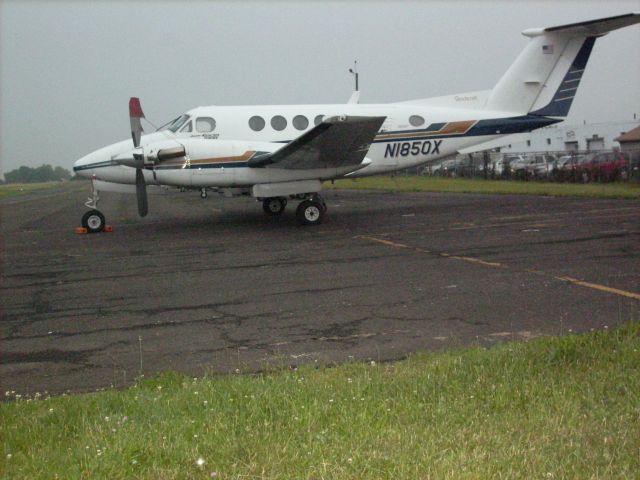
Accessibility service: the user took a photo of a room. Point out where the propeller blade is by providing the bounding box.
[136,169,148,217]
[129,97,145,148]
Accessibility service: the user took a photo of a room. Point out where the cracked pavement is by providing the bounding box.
[1,182,639,395]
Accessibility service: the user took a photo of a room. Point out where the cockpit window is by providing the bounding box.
[180,121,192,133]
[165,114,190,133]
[196,117,216,133]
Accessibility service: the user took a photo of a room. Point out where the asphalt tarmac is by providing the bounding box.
[1,182,639,395]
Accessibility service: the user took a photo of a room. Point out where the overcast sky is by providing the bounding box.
[1,0,639,173]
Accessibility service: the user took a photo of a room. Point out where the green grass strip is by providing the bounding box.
[2,323,639,479]
[327,176,640,199]
[0,182,69,199]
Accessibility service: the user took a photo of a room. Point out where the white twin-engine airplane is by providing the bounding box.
[74,13,639,231]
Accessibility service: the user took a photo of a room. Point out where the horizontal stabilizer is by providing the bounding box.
[540,12,640,36]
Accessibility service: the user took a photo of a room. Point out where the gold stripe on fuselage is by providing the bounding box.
[375,120,477,141]
[157,150,257,167]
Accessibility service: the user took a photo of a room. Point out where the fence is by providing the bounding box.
[413,149,640,183]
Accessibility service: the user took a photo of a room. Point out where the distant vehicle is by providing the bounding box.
[492,158,506,177]
[580,151,630,182]
[509,153,557,180]
[553,154,586,181]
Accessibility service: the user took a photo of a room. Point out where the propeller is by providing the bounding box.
[129,97,148,217]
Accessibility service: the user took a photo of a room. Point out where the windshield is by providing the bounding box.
[158,114,191,133]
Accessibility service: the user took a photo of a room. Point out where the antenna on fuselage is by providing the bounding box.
[347,60,360,104]
[348,60,359,91]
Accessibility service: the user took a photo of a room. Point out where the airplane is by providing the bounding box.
[73,12,640,231]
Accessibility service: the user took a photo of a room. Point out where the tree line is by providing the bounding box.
[2,164,72,184]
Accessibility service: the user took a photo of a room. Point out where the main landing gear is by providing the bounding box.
[262,197,288,216]
[262,193,327,226]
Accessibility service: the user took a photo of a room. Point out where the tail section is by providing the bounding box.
[485,13,640,117]
[528,37,595,116]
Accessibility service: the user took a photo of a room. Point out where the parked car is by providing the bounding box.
[509,153,557,180]
[553,154,586,181]
[588,151,629,182]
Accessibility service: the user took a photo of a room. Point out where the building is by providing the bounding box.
[463,120,640,154]
[615,125,640,152]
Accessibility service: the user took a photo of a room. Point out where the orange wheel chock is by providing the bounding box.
[104,225,114,232]
[75,227,88,235]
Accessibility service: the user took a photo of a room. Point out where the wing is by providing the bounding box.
[248,115,385,170]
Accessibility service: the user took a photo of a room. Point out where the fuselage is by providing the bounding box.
[73,101,558,187]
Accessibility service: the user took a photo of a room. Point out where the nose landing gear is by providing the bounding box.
[77,177,110,234]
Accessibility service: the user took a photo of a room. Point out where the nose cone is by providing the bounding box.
[74,139,135,178]
[73,152,99,178]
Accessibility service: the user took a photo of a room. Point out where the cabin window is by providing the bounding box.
[409,115,425,127]
[314,114,325,126]
[180,121,192,133]
[249,116,265,131]
[293,115,309,130]
[196,117,216,133]
[271,115,287,131]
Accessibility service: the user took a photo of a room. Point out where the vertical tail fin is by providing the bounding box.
[484,13,640,117]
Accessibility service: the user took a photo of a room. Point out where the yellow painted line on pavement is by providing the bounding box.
[448,255,502,268]
[359,235,639,301]
[358,236,413,249]
[555,276,640,301]
[358,235,500,267]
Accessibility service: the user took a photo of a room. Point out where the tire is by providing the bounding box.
[296,200,325,226]
[81,209,105,233]
[262,197,287,216]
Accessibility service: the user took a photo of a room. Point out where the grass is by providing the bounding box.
[0,182,68,199]
[2,323,639,479]
[327,176,640,199]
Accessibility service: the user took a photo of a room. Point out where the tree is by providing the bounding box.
[3,164,72,183]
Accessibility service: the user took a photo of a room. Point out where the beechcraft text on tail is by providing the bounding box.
[73,12,640,231]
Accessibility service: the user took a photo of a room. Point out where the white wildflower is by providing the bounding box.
[196,457,205,467]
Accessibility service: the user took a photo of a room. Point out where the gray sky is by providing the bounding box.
[1,0,639,173]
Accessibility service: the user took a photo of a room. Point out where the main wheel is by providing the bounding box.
[262,197,287,216]
[81,209,106,233]
[296,200,325,226]
[309,194,327,213]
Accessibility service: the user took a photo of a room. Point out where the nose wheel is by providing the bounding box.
[81,209,106,233]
